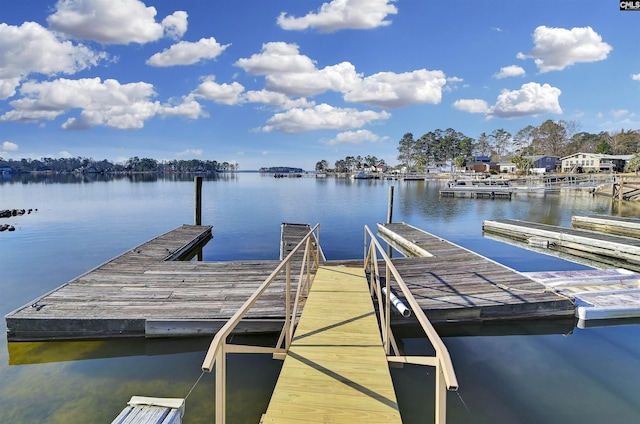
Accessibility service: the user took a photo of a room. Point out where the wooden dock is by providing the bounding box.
[261,266,401,424]
[5,225,295,340]
[378,223,575,322]
[483,218,640,272]
[572,214,640,238]
[7,221,578,341]
[439,186,513,199]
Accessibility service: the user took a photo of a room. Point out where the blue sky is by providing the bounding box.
[0,0,638,170]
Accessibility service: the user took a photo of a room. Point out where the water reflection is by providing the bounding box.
[2,174,640,423]
[0,172,237,185]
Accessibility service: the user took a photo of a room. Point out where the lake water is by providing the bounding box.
[1,173,640,423]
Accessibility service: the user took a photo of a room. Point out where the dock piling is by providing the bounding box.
[194,176,203,226]
[387,185,394,224]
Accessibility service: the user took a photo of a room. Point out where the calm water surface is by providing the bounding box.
[1,173,640,423]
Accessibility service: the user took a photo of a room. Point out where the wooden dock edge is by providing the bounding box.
[483,219,640,272]
[145,319,285,337]
[572,215,640,238]
[5,225,213,341]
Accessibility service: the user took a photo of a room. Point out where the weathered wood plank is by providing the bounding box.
[378,222,575,322]
[572,215,640,238]
[483,218,640,271]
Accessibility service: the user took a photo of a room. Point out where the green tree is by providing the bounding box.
[397,133,416,168]
[611,129,640,154]
[624,153,640,174]
[513,125,536,155]
[531,120,572,156]
[474,132,491,158]
[315,160,329,171]
[594,138,613,154]
[488,129,512,159]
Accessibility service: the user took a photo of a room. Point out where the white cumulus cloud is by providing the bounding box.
[47,0,188,44]
[0,21,107,100]
[265,62,361,97]
[494,65,525,79]
[235,42,317,75]
[632,73,640,81]
[518,26,612,72]
[244,90,315,109]
[147,37,230,67]
[193,76,245,105]
[344,69,446,108]
[277,0,398,33]
[235,42,445,108]
[1,141,19,152]
[0,77,203,129]
[490,82,562,118]
[453,99,490,114]
[261,104,390,133]
[326,129,384,145]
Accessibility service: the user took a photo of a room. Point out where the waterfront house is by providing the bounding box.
[498,162,516,173]
[523,155,560,173]
[560,153,633,173]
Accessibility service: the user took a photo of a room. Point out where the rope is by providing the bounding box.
[185,371,206,401]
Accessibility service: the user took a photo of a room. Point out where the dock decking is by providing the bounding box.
[483,218,640,272]
[261,265,402,424]
[5,225,294,340]
[439,186,514,199]
[572,215,640,238]
[7,221,578,341]
[378,223,575,322]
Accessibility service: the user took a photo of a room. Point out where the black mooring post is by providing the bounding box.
[194,176,203,226]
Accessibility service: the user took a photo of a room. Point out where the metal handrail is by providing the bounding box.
[201,224,321,424]
[364,225,458,424]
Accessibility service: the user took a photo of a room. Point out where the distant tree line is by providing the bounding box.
[315,155,388,172]
[395,120,640,172]
[0,156,238,174]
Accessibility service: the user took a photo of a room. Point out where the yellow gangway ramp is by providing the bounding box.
[262,265,402,423]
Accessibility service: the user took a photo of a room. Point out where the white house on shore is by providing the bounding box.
[560,153,633,173]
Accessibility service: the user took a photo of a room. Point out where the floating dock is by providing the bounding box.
[523,268,640,321]
[378,223,574,322]
[439,186,513,199]
[6,222,577,341]
[484,215,640,321]
[572,215,640,238]
[482,218,640,272]
[5,225,293,340]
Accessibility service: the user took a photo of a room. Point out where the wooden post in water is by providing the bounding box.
[619,177,624,207]
[194,176,203,226]
[387,185,394,224]
[387,185,395,258]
